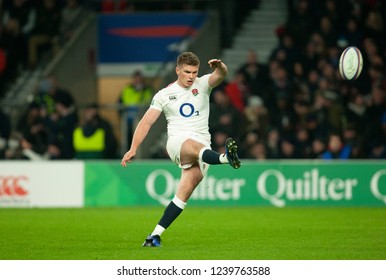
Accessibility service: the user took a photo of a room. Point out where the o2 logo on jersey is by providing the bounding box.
[179,103,199,117]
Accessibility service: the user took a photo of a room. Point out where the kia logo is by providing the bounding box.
[0,176,29,196]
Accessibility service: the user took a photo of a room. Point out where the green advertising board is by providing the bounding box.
[85,160,386,207]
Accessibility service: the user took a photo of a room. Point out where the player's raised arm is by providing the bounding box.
[208,59,228,88]
[121,108,161,167]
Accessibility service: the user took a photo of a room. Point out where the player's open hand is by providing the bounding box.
[208,59,223,69]
[121,150,136,167]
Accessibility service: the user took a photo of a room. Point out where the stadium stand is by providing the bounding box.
[214,0,386,159]
[0,0,385,160]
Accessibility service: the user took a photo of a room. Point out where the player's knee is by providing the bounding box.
[194,168,204,184]
[181,139,205,157]
[196,172,204,183]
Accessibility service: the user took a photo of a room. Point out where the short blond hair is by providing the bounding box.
[177,52,200,67]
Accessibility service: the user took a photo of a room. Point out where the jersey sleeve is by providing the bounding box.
[198,74,212,94]
[149,91,163,111]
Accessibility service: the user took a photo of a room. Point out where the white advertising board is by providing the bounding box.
[0,161,84,208]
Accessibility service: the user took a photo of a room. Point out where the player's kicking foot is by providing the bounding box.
[142,234,161,247]
[225,138,241,169]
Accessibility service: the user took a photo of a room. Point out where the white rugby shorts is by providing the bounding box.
[166,134,211,174]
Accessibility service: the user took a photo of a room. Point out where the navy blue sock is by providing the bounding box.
[158,201,183,229]
[201,149,222,164]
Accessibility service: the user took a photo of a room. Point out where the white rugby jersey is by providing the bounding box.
[150,74,212,142]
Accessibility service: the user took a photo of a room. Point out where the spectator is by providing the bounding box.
[118,70,153,148]
[28,0,61,68]
[118,70,153,107]
[264,65,294,114]
[2,132,24,160]
[279,137,298,159]
[367,64,386,90]
[60,0,83,44]
[319,61,339,91]
[237,49,268,97]
[269,93,296,137]
[293,100,312,128]
[271,48,289,74]
[34,75,75,116]
[314,85,344,133]
[209,88,243,153]
[301,41,320,74]
[363,9,385,50]
[73,103,117,159]
[344,93,367,132]
[209,88,243,144]
[286,0,316,46]
[1,0,36,71]
[326,47,341,77]
[342,124,364,158]
[224,70,250,113]
[265,127,281,159]
[322,0,340,29]
[321,132,352,159]
[306,69,320,98]
[294,126,312,158]
[309,32,327,59]
[281,33,301,66]
[343,17,363,47]
[270,33,300,73]
[16,102,49,159]
[246,140,267,160]
[239,130,258,158]
[362,85,386,153]
[310,136,326,159]
[47,92,78,159]
[243,95,269,137]
[310,92,330,138]
[292,61,308,91]
[368,140,386,159]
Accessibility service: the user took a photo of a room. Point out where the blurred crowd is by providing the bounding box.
[208,0,386,160]
[0,74,118,160]
[0,0,84,97]
[0,60,159,160]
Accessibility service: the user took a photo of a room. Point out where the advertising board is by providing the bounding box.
[85,161,386,207]
[0,161,84,208]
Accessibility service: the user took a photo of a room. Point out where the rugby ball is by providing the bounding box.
[339,46,363,80]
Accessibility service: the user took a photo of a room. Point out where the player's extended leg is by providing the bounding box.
[178,138,241,169]
[199,138,241,169]
[143,164,203,247]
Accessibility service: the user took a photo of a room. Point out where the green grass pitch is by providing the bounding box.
[0,207,385,260]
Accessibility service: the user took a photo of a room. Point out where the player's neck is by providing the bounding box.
[176,80,191,89]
